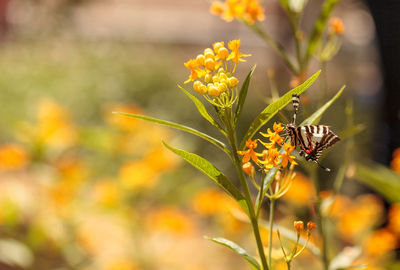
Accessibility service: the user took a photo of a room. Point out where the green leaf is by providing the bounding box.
[206,237,261,270]
[306,0,340,60]
[355,163,400,203]
[300,85,345,126]
[115,112,231,156]
[234,65,256,125]
[255,168,277,216]
[178,85,226,135]
[162,141,249,214]
[240,70,321,150]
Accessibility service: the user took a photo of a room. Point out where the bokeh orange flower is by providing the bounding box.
[0,144,29,171]
[210,0,265,25]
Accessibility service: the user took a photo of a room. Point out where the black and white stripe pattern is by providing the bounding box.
[284,94,340,171]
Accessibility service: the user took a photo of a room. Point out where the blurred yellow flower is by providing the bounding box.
[210,0,265,25]
[144,146,179,172]
[105,103,142,131]
[104,258,137,270]
[147,207,195,236]
[53,155,87,182]
[281,172,315,206]
[119,160,159,190]
[36,99,78,148]
[336,194,384,241]
[388,203,400,234]
[390,147,400,173]
[0,144,29,171]
[192,189,238,216]
[93,179,121,207]
[363,228,398,256]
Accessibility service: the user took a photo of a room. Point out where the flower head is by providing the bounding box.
[210,0,265,25]
[280,142,297,168]
[237,139,259,163]
[294,221,304,232]
[227,40,251,63]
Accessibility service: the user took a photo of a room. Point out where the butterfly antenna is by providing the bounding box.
[315,160,331,172]
[291,94,300,125]
[278,110,290,124]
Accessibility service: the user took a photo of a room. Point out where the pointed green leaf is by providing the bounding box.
[306,0,340,59]
[115,112,231,156]
[355,163,400,203]
[300,85,345,126]
[234,65,256,125]
[240,70,321,149]
[178,85,226,134]
[162,141,249,214]
[206,237,261,270]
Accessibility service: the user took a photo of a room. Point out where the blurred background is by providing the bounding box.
[0,0,398,269]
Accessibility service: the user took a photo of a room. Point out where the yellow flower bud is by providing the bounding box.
[218,83,228,92]
[217,47,229,60]
[219,73,228,81]
[204,73,212,83]
[196,54,205,66]
[228,76,239,87]
[204,48,215,59]
[217,68,225,74]
[212,75,219,83]
[294,221,304,232]
[205,58,216,70]
[219,78,227,85]
[199,85,208,95]
[213,42,224,54]
[193,80,202,92]
[208,85,220,97]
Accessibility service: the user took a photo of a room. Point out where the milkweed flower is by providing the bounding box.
[210,0,265,25]
[329,17,345,35]
[237,139,259,163]
[184,40,250,108]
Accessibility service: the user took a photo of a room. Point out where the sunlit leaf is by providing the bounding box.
[255,169,277,217]
[115,112,231,156]
[355,163,400,203]
[240,70,321,150]
[306,0,340,60]
[206,237,261,270]
[163,141,249,214]
[178,85,225,135]
[234,65,256,125]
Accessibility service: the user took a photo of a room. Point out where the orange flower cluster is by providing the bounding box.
[184,40,250,102]
[238,122,297,174]
[210,0,265,25]
[390,147,400,173]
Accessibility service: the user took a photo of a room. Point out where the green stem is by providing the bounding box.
[268,198,276,269]
[310,168,329,270]
[321,61,328,102]
[244,21,299,75]
[224,108,269,270]
[287,262,291,270]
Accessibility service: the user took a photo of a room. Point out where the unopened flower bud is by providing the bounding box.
[218,83,228,92]
[193,80,202,92]
[208,85,220,97]
[294,221,304,232]
[217,68,225,74]
[196,54,205,66]
[199,85,208,95]
[243,162,255,178]
[205,58,216,70]
[330,17,345,35]
[204,74,212,83]
[307,221,317,232]
[219,73,228,81]
[217,47,229,60]
[212,75,220,83]
[228,76,239,87]
[204,48,215,59]
[213,42,224,53]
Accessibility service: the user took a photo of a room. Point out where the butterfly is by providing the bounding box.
[284,94,340,171]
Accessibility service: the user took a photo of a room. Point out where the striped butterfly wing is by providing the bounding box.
[296,125,340,161]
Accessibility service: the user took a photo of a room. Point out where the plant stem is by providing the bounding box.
[224,108,269,270]
[244,21,299,75]
[310,168,329,270]
[268,198,276,269]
